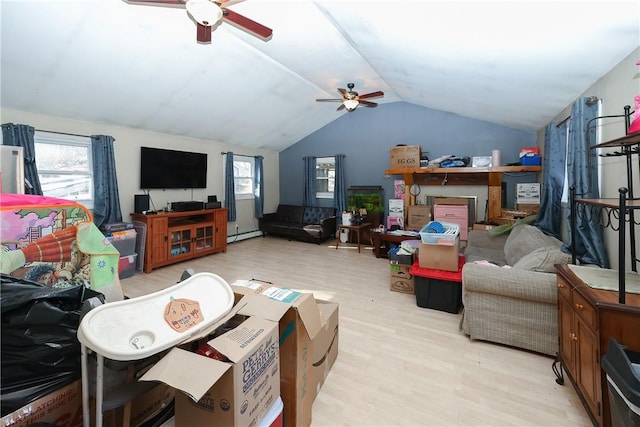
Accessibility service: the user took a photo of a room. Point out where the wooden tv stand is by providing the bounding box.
[131,208,228,273]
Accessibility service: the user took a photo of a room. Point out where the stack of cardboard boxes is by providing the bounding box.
[1,279,340,427]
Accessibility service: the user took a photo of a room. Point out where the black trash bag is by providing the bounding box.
[1,274,105,416]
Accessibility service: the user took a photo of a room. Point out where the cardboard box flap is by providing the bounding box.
[292,291,323,340]
[140,347,230,402]
[207,315,277,363]
[261,287,323,340]
[235,289,323,340]
[236,291,291,321]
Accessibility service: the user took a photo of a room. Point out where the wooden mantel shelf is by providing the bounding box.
[384,165,541,175]
[384,165,542,222]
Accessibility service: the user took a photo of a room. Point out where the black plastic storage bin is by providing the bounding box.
[601,337,640,427]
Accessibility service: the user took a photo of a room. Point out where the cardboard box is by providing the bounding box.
[231,284,325,427]
[407,205,432,230]
[390,145,420,169]
[106,383,175,426]
[141,298,281,427]
[418,238,460,272]
[1,380,84,427]
[310,301,339,399]
[390,264,415,294]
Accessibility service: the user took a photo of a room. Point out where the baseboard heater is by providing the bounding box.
[227,230,262,244]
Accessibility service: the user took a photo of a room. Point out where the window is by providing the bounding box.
[316,157,335,199]
[34,131,94,209]
[233,155,255,200]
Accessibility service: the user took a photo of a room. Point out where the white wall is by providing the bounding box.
[537,47,640,269]
[0,108,280,236]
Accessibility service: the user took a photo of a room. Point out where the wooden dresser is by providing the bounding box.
[556,264,640,427]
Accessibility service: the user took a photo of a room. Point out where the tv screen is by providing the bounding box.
[140,147,208,189]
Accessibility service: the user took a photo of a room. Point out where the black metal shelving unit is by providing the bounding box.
[570,106,640,303]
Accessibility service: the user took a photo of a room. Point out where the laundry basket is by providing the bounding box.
[601,337,640,427]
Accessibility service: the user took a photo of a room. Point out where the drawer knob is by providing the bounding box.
[571,333,578,341]
[558,283,566,289]
[575,303,584,310]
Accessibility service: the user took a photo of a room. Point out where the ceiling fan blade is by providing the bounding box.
[316,99,343,102]
[337,88,348,98]
[359,100,378,107]
[196,22,212,42]
[337,104,346,111]
[358,91,384,100]
[222,8,272,38]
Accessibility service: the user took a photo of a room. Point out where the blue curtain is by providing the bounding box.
[225,152,236,222]
[91,135,123,228]
[1,123,42,194]
[535,121,567,239]
[303,156,316,206]
[562,98,609,267]
[254,155,264,218]
[334,154,347,214]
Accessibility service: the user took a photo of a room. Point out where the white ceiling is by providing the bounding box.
[1,0,638,152]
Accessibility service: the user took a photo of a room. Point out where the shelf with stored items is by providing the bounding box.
[569,105,640,304]
[384,165,541,223]
[556,105,640,427]
[131,208,228,273]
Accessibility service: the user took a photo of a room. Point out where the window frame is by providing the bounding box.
[233,155,255,200]
[34,131,94,210]
[315,156,335,199]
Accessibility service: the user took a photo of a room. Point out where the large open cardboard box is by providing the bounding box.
[231,281,339,427]
[141,295,281,427]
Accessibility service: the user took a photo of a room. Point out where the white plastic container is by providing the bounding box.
[419,221,460,245]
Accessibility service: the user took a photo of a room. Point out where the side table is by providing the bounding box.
[370,230,420,258]
[335,223,371,253]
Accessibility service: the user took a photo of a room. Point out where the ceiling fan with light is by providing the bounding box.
[316,83,384,112]
[125,0,272,43]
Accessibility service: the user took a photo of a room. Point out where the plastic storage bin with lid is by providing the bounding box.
[419,221,459,245]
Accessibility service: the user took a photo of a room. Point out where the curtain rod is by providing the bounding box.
[221,151,258,158]
[556,96,600,128]
[36,128,92,138]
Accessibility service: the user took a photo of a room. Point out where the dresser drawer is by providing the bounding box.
[573,291,596,331]
[557,276,572,302]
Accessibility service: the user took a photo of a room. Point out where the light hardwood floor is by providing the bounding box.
[121,235,592,427]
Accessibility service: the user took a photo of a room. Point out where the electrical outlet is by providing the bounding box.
[235,225,239,232]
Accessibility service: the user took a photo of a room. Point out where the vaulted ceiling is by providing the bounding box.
[1,1,638,152]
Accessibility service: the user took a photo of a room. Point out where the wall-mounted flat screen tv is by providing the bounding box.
[140,147,208,189]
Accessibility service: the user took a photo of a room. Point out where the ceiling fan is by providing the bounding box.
[125,0,272,43]
[316,83,384,112]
